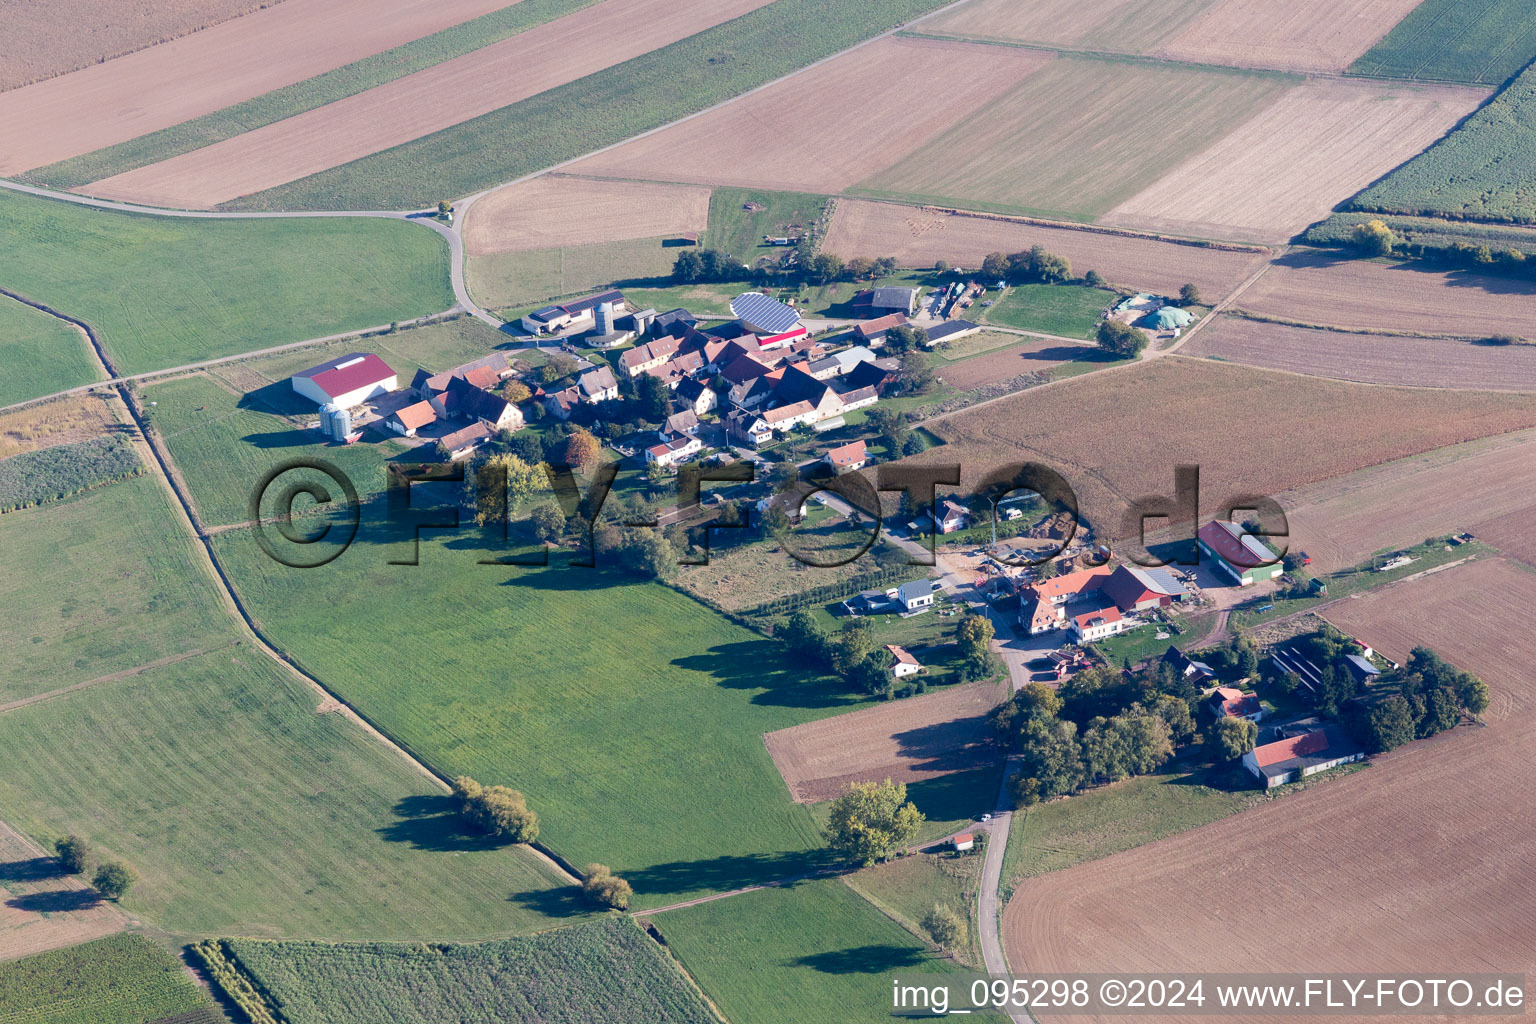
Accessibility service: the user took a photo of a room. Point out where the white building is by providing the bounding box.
[887,644,921,679]
[290,353,397,409]
[895,580,934,613]
[645,436,703,470]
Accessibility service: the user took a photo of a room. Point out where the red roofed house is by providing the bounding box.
[1242,724,1363,788]
[645,435,703,470]
[384,400,438,438]
[1198,520,1284,587]
[290,353,397,409]
[1206,686,1264,723]
[1068,595,1126,643]
[1018,565,1114,634]
[952,832,975,853]
[887,644,921,680]
[823,440,868,474]
[854,312,909,347]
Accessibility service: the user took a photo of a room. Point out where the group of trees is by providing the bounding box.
[580,863,633,910]
[1340,647,1488,754]
[53,835,135,900]
[866,407,925,458]
[825,778,924,865]
[778,608,999,699]
[672,248,901,287]
[1348,218,1533,287]
[672,248,747,283]
[978,246,1072,285]
[451,776,541,844]
[1096,319,1147,358]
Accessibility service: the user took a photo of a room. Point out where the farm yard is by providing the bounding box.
[822,200,1272,300]
[0,934,213,1024]
[651,877,966,1024]
[0,295,102,409]
[214,919,718,1024]
[908,356,1536,543]
[1348,0,1536,84]
[1006,558,1536,1021]
[764,677,1008,803]
[569,36,1055,194]
[0,188,453,376]
[0,0,518,176]
[464,176,711,255]
[1103,79,1484,243]
[1235,249,1536,337]
[1184,315,1536,389]
[853,57,1288,220]
[1278,429,1536,574]
[80,0,775,208]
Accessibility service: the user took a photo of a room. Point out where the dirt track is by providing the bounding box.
[81,0,776,208]
[1006,559,1536,1024]
[1184,315,1536,390]
[570,36,1053,193]
[764,677,1008,803]
[823,200,1271,301]
[0,0,518,175]
[464,176,711,255]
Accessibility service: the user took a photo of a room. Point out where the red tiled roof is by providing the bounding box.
[886,644,919,666]
[1072,599,1122,629]
[825,440,867,467]
[1028,565,1113,602]
[1252,729,1330,768]
[392,400,437,430]
[855,312,908,337]
[293,353,395,400]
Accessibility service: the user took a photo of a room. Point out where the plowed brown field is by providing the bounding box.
[569,37,1054,193]
[764,678,1007,803]
[0,0,279,94]
[1106,80,1482,243]
[921,0,1216,53]
[1006,558,1536,1024]
[1238,250,1536,337]
[1280,428,1536,574]
[0,0,519,175]
[81,0,775,208]
[464,176,711,255]
[937,339,1083,391]
[906,356,1536,544]
[1156,0,1427,73]
[823,200,1270,301]
[1184,315,1536,390]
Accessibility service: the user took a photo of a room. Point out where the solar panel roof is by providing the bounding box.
[730,291,800,335]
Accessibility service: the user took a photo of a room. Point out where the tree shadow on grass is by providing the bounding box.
[6,890,102,913]
[672,641,864,711]
[0,857,66,885]
[506,885,588,919]
[376,794,510,853]
[792,944,929,974]
[623,849,839,899]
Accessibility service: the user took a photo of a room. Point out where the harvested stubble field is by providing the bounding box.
[920,0,1218,53]
[84,0,775,208]
[1238,250,1536,337]
[674,529,901,614]
[823,200,1270,300]
[469,237,683,309]
[936,338,1083,391]
[1469,506,1536,569]
[1007,560,1536,1024]
[0,821,123,962]
[570,36,1054,194]
[0,0,277,93]
[464,176,710,255]
[0,395,117,460]
[908,357,1536,544]
[1184,315,1536,390]
[764,677,1008,803]
[1279,428,1536,575]
[1154,0,1426,72]
[853,58,1287,220]
[1105,79,1483,244]
[0,0,515,176]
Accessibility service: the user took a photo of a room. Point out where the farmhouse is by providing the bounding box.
[442,376,522,432]
[854,286,919,318]
[1102,564,1186,613]
[1242,724,1363,788]
[654,308,699,335]
[662,409,699,439]
[853,312,908,346]
[384,400,438,438]
[410,352,513,398]
[439,421,493,461]
[1197,520,1284,586]
[619,336,681,377]
[1068,595,1128,643]
[935,499,971,534]
[923,319,982,346]
[290,353,397,409]
[645,435,703,470]
[577,365,620,404]
[726,409,774,447]
[896,579,934,613]
[887,644,921,679]
[1207,686,1263,722]
[823,440,868,473]
[675,377,717,416]
[1164,645,1216,683]
[543,387,581,421]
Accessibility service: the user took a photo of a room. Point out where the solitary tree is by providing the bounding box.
[980,251,1008,280]
[922,904,967,951]
[934,259,951,275]
[55,835,89,874]
[825,779,924,865]
[896,350,935,394]
[1179,283,1202,306]
[1083,269,1106,288]
[1352,219,1396,257]
[562,428,601,474]
[437,200,452,217]
[581,864,633,910]
[1096,320,1146,359]
[92,862,135,901]
[501,379,532,404]
[1209,717,1257,760]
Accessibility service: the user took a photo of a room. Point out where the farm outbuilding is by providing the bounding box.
[290,353,397,409]
[1138,306,1194,330]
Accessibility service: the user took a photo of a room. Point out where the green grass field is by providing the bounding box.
[653,877,965,1024]
[980,284,1114,338]
[468,237,681,309]
[145,374,411,528]
[854,57,1289,220]
[231,316,513,385]
[1347,0,1536,85]
[1351,62,1536,224]
[22,0,603,191]
[0,474,231,703]
[0,295,102,407]
[846,851,985,966]
[0,189,452,375]
[0,935,214,1024]
[706,187,830,260]
[219,919,716,1024]
[0,646,577,940]
[211,522,876,906]
[223,0,957,211]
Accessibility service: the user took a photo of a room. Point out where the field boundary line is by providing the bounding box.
[0,645,232,716]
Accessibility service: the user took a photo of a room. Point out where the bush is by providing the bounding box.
[451,776,540,844]
[580,864,633,910]
[55,834,89,874]
[92,861,136,900]
[921,903,967,951]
